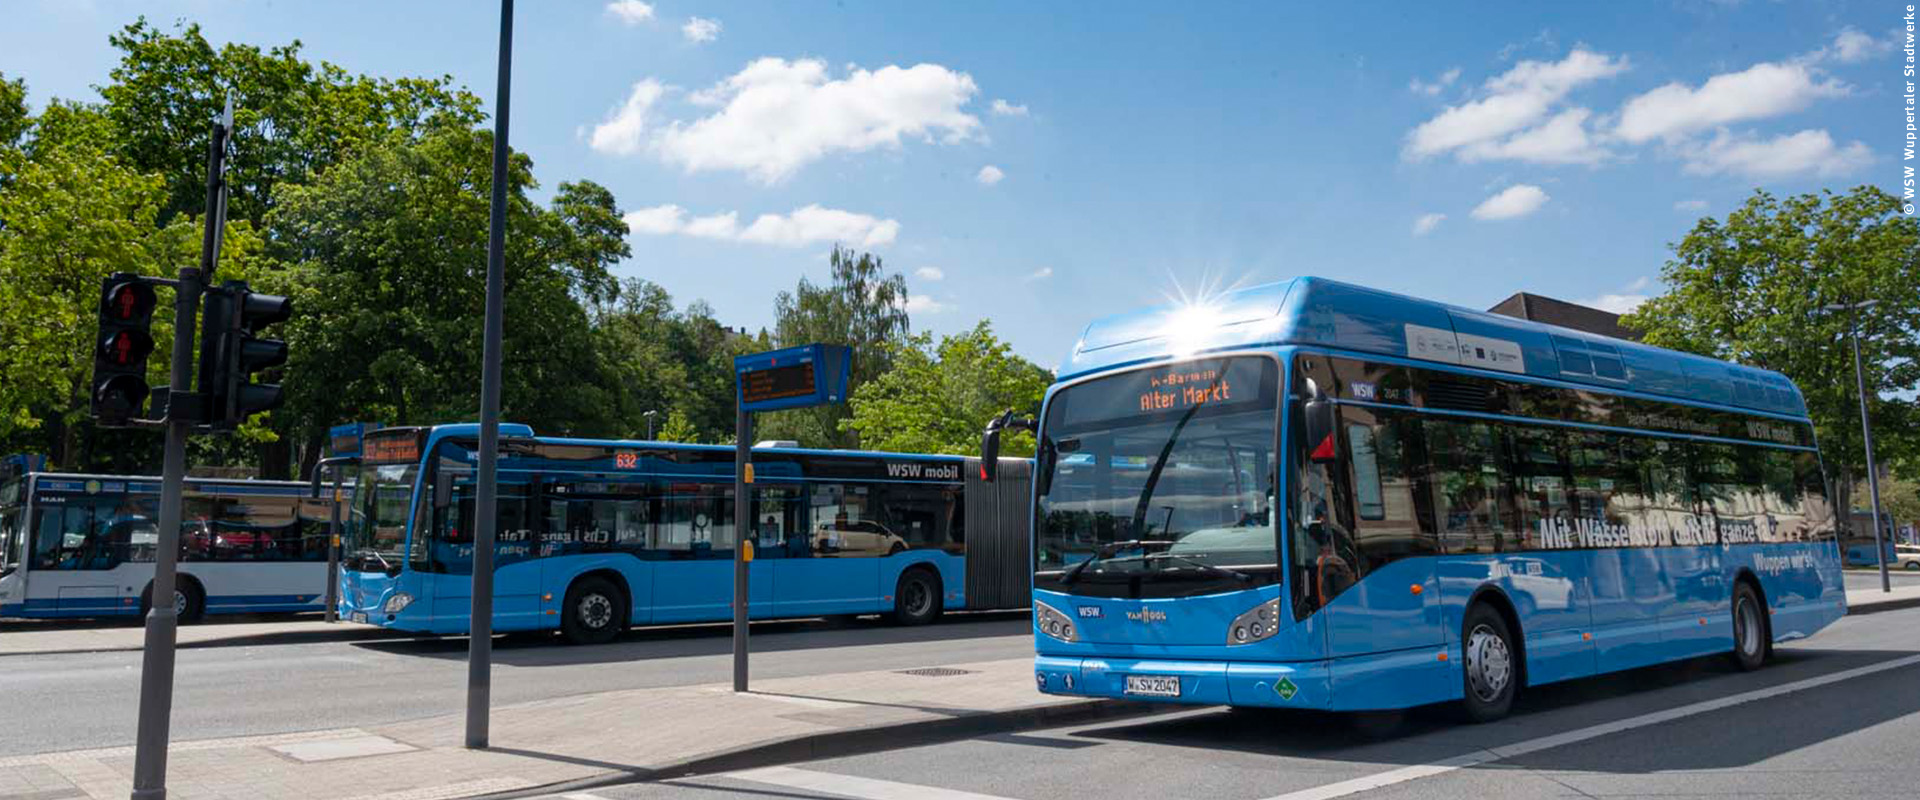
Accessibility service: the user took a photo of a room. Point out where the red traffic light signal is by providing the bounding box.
[100,329,155,368]
[102,280,157,323]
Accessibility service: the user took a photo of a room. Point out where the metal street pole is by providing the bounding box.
[128,269,201,800]
[467,0,513,750]
[1844,302,1890,593]
[311,456,354,623]
[645,410,657,440]
[733,406,752,692]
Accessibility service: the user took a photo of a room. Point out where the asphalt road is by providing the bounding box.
[0,611,1033,757]
[1844,568,1920,592]
[564,604,1920,800]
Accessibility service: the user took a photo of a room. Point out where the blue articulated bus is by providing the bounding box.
[0,472,334,620]
[335,424,1032,644]
[998,277,1843,721]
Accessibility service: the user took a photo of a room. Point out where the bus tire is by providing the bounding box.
[561,576,625,646]
[1459,602,1518,723]
[891,567,942,626]
[1728,581,1769,672]
[141,579,204,624]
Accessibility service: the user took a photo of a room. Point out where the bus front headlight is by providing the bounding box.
[383,593,414,613]
[1227,598,1281,645]
[1035,600,1078,643]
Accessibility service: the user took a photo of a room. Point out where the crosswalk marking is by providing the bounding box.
[718,765,1020,800]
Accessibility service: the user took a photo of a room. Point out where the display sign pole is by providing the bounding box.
[732,344,850,694]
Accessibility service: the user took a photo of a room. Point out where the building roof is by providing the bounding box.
[1488,292,1641,341]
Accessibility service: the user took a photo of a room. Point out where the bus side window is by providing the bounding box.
[1424,420,1506,553]
[1796,452,1836,541]
[1340,407,1433,574]
[1761,449,1807,542]
[1506,425,1572,550]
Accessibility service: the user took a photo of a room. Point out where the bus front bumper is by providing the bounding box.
[1035,655,1333,709]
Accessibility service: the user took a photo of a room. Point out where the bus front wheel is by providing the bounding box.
[140,580,203,624]
[561,576,626,646]
[1728,581,1770,672]
[1459,603,1517,723]
[891,568,942,626]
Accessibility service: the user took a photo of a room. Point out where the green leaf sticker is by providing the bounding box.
[1275,677,1298,701]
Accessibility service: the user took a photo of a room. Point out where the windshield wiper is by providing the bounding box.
[353,548,393,573]
[1059,539,1176,584]
[1143,552,1252,583]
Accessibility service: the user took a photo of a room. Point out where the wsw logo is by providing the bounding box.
[885,462,961,480]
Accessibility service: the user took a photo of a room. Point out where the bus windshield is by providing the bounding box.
[1035,356,1280,598]
[1,486,21,575]
[348,462,416,573]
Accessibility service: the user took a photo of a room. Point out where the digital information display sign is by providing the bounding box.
[735,344,851,412]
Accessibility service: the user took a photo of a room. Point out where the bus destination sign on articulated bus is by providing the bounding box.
[985,276,1844,722]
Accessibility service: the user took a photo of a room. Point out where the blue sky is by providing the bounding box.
[0,1,1905,368]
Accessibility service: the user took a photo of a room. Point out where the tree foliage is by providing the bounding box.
[1623,186,1920,512]
[843,322,1050,456]
[761,245,912,448]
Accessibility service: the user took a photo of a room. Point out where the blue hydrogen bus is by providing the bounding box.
[990,277,1843,721]
[334,424,1032,644]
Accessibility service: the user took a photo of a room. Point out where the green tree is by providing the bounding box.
[1882,477,1920,528]
[99,19,483,228]
[656,410,702,444]
[842,321,1050,456]
[268,128,626,472]
[1622,186,1920,515]
[762,245,911,448]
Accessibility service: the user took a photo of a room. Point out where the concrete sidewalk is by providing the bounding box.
[0,617,420,657]
[1845,582,1920,614]
[0,657,1130,800]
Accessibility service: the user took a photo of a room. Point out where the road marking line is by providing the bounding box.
[721,765,1018,800]
[1258,651,1920,800]
[560,794,614,799]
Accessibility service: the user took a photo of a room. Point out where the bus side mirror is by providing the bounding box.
[979,410,1036,482]
[1302,380,1337,463]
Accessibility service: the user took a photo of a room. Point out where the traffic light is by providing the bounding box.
[91,274,159,426]
[198,280,291,429]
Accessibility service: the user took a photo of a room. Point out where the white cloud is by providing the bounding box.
[1405,48,1626,163]
[975,165,1005,185]
[1614,62,1847,143]
[1408,67,1461,97]
[649,58,980,183]
[1024,267,1053,282]
[1412,213,1446,236]
[605,0,655,25]
[905,295,948,314]
[682,17,721,43]
[914,266,945,281]
[1579,277,1653,314]
[1680,128,1873,178]
[1674,199,1710,212]
[1471,184,1550,220]
[622,203,899,248]
[990,98,1029,116]
[1459,107,1608,165]
[589,79,665,157]
[1819,27,1891,64]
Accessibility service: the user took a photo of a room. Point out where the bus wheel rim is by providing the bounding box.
[905,579,931,615]
[579,594,613,629]
[1465,624,1511,702]
[1737,596,1762,657]
[172,590,187,616]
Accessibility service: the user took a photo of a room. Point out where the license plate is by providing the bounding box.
[1124,674,1182,697]
[350,612,367,624]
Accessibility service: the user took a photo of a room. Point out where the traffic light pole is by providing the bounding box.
[129,267,201,800]
[734,406,751,693]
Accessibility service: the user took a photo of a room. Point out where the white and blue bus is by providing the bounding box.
[334,424,1032,644]
[998,277,1843,721]
[0,471,334,620]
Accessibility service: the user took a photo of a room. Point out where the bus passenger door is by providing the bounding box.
[1314,409,1450,708]
[649,481,771,622]
[773,483,881,616]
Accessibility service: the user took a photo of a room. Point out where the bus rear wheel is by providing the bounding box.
[1459,603,1517,723]
[561,576,626,646]
[1728,582,1770,672]
[891,568,942,626]
[140,580,204,623]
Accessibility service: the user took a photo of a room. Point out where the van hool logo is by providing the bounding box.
[1126,609,1168,623]
[885,462,960,480]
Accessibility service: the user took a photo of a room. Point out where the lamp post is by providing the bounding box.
[644,410,658,440]
[1821,299,1888,593]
